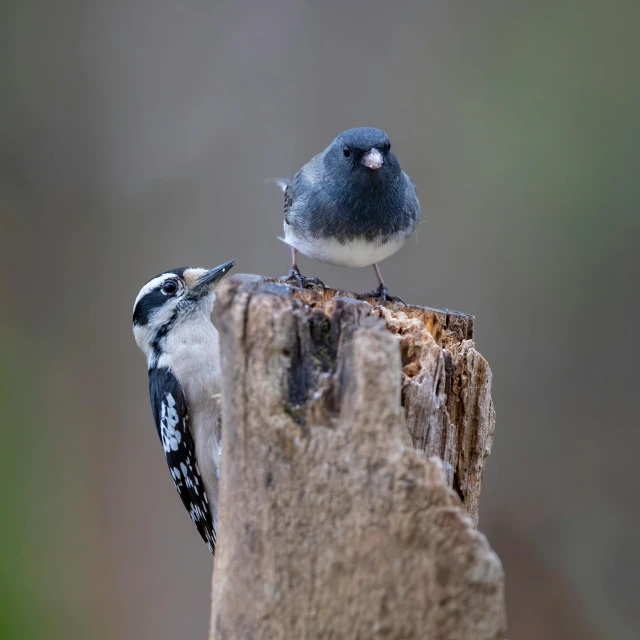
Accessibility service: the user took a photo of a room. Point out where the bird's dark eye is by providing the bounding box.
[342,146,351,158]
[161,280,178,295]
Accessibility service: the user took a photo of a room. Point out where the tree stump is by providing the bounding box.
[210,275,506,640]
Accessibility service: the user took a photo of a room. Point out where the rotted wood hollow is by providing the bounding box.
[210,275,505,640]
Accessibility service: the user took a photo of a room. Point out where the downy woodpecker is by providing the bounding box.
[132,260,235,554]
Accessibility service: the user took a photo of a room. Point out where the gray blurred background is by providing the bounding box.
[1,1,639,638]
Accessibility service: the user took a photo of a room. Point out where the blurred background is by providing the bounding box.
[1,0,639,638]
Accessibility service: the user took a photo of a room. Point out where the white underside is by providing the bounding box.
[283,222,407,268]
[157,314,221,528]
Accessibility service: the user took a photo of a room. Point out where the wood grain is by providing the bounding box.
[210,275,505,640]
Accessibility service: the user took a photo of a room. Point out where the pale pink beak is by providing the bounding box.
[361,148,384,170]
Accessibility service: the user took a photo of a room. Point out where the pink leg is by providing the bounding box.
[355,263,406,305]
[280,246,325,290]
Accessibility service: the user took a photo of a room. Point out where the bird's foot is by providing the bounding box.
[280,267,325,290]
[356,283,406,305]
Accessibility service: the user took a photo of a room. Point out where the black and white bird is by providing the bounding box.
[272,127,420,302]
[132,260,235,554]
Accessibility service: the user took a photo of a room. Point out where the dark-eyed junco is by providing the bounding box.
[271,127,420,303]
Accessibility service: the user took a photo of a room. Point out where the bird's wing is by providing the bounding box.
[265,177,295,226]
[284,180,294,225]
[282,152,328,227]
[148,367,217,554]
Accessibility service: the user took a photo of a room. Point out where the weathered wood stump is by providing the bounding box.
[210,275,505,640]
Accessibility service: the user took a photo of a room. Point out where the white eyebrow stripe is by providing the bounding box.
[133,273,176,313]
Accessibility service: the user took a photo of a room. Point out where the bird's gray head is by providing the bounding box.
[132,260,235,366]
[325,127,400,180]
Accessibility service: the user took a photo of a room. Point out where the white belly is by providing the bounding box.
[159,319,222,527]
[283,222,407,268]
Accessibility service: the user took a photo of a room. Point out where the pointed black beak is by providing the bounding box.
[195,260,236,295]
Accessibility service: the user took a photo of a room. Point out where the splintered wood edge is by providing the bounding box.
[211,274,505,640]
[246,275,475,349]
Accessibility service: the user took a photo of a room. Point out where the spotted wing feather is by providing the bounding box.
[148,367,216,554]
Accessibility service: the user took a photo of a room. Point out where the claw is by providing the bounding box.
[280,267,325,290]
[356,283,405,305]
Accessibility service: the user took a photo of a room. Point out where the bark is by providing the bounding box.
[210,275,505,640]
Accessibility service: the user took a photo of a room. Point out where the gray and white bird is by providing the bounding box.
[272,127,420,302]
[132,260,235,554]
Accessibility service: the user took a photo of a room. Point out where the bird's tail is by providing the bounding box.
[265,178,289,193]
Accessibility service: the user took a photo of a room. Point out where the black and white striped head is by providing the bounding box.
[132,260,235,366]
